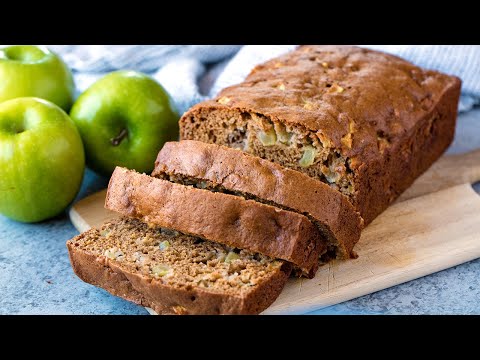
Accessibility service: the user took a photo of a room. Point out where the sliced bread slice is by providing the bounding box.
[105,167,324,277]
[153,140,363,260]
[67,217,291,315]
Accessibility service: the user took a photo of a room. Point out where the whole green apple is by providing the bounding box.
[70,70,179,176]
[0,98,85,222]
[0,45,75,111]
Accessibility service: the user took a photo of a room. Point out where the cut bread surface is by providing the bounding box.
[67,217,291,315]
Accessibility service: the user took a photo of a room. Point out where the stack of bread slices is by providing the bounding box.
[67,140,362,314]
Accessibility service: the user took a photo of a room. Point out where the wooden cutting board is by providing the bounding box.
[69,149,480,314]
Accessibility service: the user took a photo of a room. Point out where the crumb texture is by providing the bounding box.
[67,217,291,315]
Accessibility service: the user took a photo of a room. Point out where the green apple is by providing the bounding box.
[0,45,75,111]
[0,98,85,222]
[70,70,179,176]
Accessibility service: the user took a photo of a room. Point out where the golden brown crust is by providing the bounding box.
[179,45,461,225]
[153,140,363,258]
[105,167,324,276]
[67,222,291,315]
[211,45,459,159]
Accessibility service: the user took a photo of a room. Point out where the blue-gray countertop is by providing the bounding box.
[1,109,480,315]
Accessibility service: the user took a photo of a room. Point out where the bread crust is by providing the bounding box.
[67,227,291,315]
[179,45,461,225]
[153,140,363,258]
[105,167,324,276]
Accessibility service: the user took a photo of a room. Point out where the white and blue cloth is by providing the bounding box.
[49,45,480,114]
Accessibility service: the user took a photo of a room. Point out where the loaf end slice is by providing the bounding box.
[105,167,324,277]
[67,217,291,315]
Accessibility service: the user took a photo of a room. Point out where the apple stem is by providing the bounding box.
[110,128,128,146]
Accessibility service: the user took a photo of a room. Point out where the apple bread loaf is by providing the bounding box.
[179,45,461,225]
[105,167,324,277]
[67,217,291,315]
[153,140,363,260]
